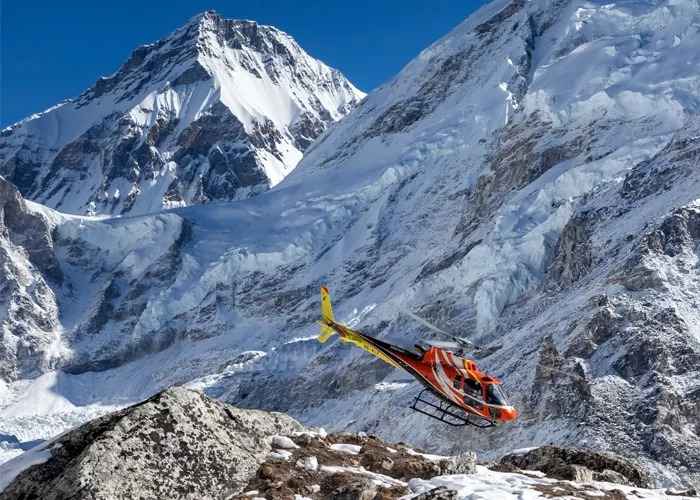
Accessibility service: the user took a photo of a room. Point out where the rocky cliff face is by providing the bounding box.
[0,11,363,216]
[1,0,700,490]
[0,177,62,381]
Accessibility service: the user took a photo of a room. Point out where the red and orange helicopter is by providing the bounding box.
[317,287,518,428]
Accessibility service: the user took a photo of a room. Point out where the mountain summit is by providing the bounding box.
[0,11,364,215]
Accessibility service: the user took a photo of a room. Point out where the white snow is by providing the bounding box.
[404,448,449,462]
[0,441,55,493]
[320,465,407,489]
[297,455,318,471]
[269,449,293,460]
[509,447,540,456]
[330,443,362,455]
[0,13,364,217]
[405,466,674,499]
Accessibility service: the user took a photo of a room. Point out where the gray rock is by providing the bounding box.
[0,387,303,499]
[546,212,592,288]
[0,176,62,283]
[498,446,651,488]
[439,451,477,475]
[326,477,378,500]
[413,486,459,499]
[595,469,632,486]
[0,176,62,380]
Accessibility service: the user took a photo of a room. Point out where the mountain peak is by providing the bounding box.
[0,13,364,216]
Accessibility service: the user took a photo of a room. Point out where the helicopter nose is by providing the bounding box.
[499,406,519,422]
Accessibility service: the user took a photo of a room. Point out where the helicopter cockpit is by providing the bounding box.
[485,383,508,406]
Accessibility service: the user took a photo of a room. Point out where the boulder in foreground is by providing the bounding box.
[0,387,302,499]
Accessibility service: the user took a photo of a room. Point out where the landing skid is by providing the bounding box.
[410,388,496,428]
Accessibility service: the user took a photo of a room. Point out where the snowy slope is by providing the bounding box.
[0,11,363,216]
[1,0,700,489]
[407,467,678,499]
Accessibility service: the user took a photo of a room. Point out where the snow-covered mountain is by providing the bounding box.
[0,11,363,216]
[1,0,700,490]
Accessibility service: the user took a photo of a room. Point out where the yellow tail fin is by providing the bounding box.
[316,287,400,367]
[318,286,336,342]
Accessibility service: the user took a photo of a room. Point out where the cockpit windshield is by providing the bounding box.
[485,384,508,406]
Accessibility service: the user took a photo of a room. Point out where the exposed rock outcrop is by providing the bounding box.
[0,176,61,380]
[0,176,62,283]
[496,446,651,488]
[546,212,593,288]
[0,387,302,499]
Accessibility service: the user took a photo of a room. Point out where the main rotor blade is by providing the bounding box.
[400,309,474,347]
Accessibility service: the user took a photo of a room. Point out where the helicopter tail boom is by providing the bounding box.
[317,287,402,368]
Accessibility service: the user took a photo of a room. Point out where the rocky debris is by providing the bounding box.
[529,480,645,500]
[495,446,652,488]
[667,487,698,497]
[0,387,302,499]
[234,432,474,499]
[412,486,459,499]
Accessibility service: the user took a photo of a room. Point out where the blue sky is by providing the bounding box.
[1,1,487,127]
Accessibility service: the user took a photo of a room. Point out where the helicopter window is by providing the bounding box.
[486,384,507,406]
[453,374,463,390]
[463,378,481,398]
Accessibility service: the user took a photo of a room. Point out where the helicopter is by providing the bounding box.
[317,287,519,428]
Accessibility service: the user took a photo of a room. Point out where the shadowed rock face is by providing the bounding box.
[0,176,61,380]
[546,212,593,288]
[0,387,303,499]
[0,177,61,283]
